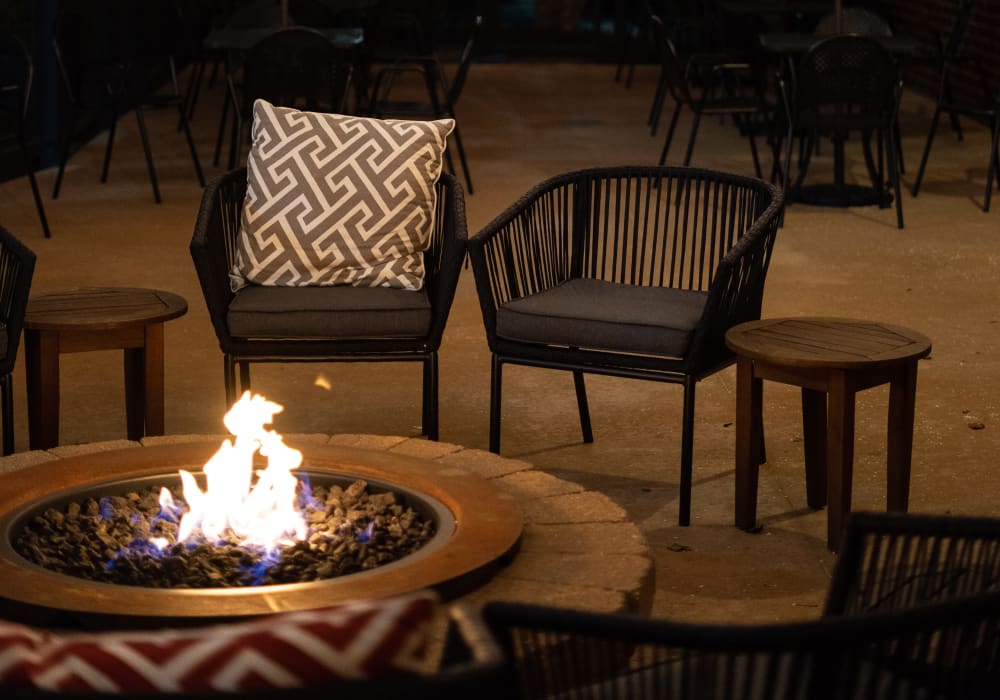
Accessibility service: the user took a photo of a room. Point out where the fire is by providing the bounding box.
[158,392,307,551]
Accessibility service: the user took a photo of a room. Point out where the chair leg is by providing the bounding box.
[213,87,230,167]
[19,142,52,238]
[1,374,13,455]
[658,102,682,166]
[422,353,439,441]
[177,104,205,188]
[984,112,999,213]
[746,117,762,179]
[101,109,118,184]
[648,68,667,134]
[134,108,162,204]
[889,125,904,229]
[238,361,251,396]
[489,355,503,454]
[912,106,942,197]
[572,371,593,444]
[678,376,696,526]
[682,111,702,167]
[224,354,237,406]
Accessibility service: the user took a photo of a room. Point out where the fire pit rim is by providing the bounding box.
[0,442,522,624]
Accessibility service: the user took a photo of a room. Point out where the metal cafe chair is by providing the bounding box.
[466,166,782,526]
[778,34,904,228]
[369,15,482,195]
[0,33,52,239]
[647,12,770,178]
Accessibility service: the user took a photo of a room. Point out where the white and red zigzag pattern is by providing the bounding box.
[0,591,437,693]
[235,101,454,291]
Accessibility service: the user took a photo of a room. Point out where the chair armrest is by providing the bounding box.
[0,226,35,375]
[189,168,247,352]
[467,174,578,348]
[424,172,467,348]
[685,192,781,366]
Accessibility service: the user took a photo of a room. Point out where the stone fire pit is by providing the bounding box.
[0,433,655,627]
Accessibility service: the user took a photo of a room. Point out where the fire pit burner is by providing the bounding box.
[12,474,444,588]
[0,442,522,629]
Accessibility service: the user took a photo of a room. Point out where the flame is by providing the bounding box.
[159,392,306,551]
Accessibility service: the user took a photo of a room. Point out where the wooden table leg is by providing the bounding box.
[25,330,61,450]
[826,369,856,551]
[735,356,763,530]
[123,346,146,441]
[801,388,827,509]
[886,360,918,512]
[124,323,165,439]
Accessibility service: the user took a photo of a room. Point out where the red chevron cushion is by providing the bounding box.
[0,590,437,693]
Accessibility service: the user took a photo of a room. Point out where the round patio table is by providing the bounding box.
[726,317,931,551]
[23,287,187,450]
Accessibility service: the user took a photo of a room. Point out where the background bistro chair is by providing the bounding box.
[0,226,36,455]
[648,12,769,177]
[466,166,782,525]
[778,35,904,228]
[369,15,482,194]
[190,168,466,440]
[223,26,354,168]
[0,33,51,238]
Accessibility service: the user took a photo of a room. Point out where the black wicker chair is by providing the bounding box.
[466,166,782,525]
[778,35,904,228]
[190,168,466,440]
[483,593,1000,699]
[824,510,1000,617]
[0,226,36,455]
[369,15,481,194]
[0,33,51,239]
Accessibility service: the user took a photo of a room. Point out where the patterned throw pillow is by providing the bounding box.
[0,591,437,693]
[233,100,454,291]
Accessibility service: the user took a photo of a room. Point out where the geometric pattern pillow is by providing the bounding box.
[0,591,438,693]
[232,100,454,292]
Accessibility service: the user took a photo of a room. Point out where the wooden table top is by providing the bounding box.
[726,317,931,369]
[26,288,188,332]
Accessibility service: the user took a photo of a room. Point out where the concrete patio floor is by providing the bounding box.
[0,61,997,625]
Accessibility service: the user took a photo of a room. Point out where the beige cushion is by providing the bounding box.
[233,100,454,291]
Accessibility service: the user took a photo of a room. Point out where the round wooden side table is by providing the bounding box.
[24,288,188,450]
[725,317,932,551]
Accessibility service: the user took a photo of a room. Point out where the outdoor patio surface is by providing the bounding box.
[0,60,997,624]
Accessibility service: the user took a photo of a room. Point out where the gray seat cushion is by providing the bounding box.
[496,278,708,357]
[228,285,432,339]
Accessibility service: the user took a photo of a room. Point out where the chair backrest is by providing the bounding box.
[0,226,36,377]
[942,0,976,59]
[814,8,893,37]
[825,511,1000,617]
[648,12,693,106]
[240,27,352,113]
[0,32,31,122]
[794,34,899,124]
[484,597,1000,699]
[445,15,483,107]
